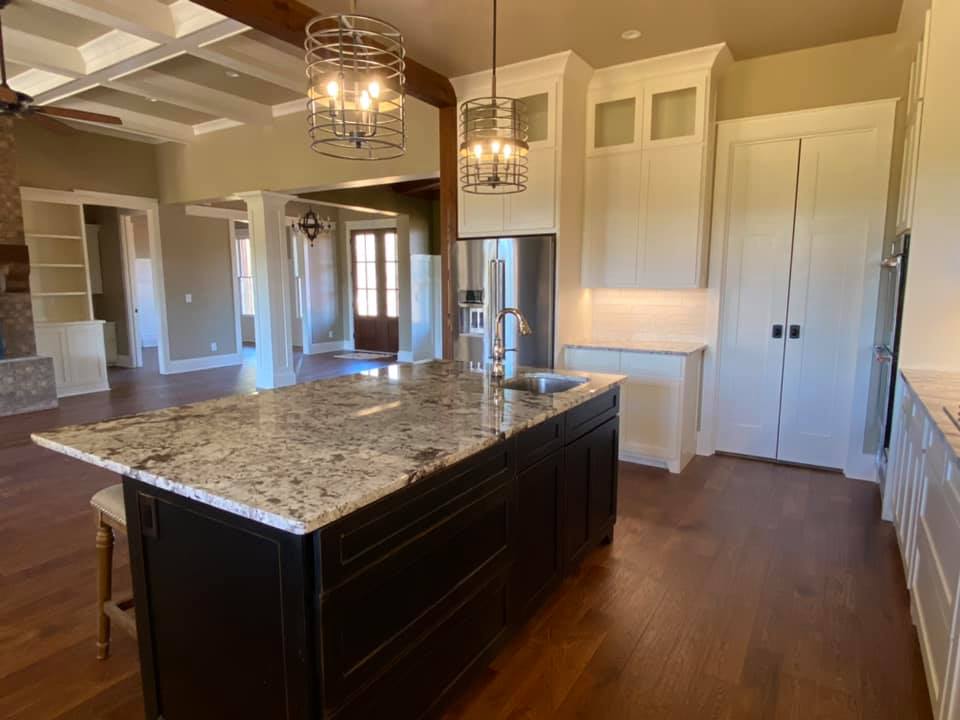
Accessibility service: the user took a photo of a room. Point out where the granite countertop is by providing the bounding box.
[565,340,706,356]
[900,368,960,456]
[32,362,625,535]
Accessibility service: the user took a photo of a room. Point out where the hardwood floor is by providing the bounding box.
[0,355,932,719]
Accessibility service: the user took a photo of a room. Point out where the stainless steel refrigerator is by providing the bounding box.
[453,235,555,373]
[864,231,909,487]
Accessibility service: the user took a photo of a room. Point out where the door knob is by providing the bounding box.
[788,325,801,339]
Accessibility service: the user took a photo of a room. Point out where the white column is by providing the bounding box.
[236,191,297,390]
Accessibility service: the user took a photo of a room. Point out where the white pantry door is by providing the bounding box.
[776,131,874,467]
[716,139,800,459]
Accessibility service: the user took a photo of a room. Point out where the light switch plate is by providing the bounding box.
[185,293,192,303]
[210,341,218,352]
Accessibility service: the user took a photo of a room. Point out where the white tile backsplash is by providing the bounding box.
[590,289,708,343]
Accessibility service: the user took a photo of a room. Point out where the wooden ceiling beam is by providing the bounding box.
[189,0,457,108]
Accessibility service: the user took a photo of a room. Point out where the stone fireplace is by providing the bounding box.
[0,117,58,416]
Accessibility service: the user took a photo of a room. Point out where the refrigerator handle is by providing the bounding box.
[488,259,499,359]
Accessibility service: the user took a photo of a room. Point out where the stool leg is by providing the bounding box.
[95,514,114,660]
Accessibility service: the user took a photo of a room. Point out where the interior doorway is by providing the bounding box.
[350,227,399,353]
[120,212,160,369]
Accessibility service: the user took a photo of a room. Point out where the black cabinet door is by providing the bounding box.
[511,451,563,622]
[562,416,619,570]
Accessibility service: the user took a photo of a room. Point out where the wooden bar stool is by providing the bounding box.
[92,484,136,660]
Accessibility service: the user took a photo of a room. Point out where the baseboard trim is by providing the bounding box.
[57,380,111,398]
[163,353,242,375]
[619,446,671,471]
[308,340,348,354]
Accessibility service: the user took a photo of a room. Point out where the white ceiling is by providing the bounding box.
[2,0,904,144]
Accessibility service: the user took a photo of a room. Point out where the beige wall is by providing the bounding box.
[158,205,237,361]
[154,98,439,205]
[305,226,341,345]
[717,34,910,121]
[14,121,159,198]
[85,205,130,356]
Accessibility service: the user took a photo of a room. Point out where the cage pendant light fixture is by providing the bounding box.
[305,0,406,160]
[459,0,528,194]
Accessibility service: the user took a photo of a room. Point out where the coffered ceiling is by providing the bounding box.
[2,0,904,145]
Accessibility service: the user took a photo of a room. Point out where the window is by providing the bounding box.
[384,232,399,318]
[236,223,254,315]
[353,232,378,317]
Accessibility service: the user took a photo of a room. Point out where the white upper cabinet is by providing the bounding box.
[582,45,729,289]
[454,69,560,237]
[896,9,932,234]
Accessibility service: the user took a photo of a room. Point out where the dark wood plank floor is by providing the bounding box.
[0,352,932,719]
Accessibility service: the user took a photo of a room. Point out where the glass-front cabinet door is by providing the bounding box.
[642,72,706,148]
[587,86,643,155]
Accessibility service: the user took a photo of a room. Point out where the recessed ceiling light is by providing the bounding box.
[148,97,158,102]
[225,70,240,78]
[621,29,642,40]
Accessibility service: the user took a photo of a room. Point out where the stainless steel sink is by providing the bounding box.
[501,373,588,394]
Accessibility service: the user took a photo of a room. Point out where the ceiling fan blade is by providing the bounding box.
[29,113,75,134]
[0,84,17,104]
[34,105,123,125]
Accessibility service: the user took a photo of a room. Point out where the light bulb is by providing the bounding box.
[473,143,483,159]
[503,144,512,158]
[368,81,380,99]
[491,140,501,154]
[359,91,371,110]
[326,80,338,97]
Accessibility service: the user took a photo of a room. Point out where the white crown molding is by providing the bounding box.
[589,43,731,89]
[192,117,244,136]
[8,68,73,97]
[451,50,578,97]
[56,98,194,143]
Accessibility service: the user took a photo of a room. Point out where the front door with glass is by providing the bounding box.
[351,229,399,353]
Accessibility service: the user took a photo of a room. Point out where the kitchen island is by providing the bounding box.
[33,361,624,720]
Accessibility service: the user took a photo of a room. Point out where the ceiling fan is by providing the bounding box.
[0,0,122,132]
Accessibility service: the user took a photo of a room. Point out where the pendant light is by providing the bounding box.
[459,0,529,194]
[305,0,406,160]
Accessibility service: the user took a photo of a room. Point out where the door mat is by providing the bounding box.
[333,351,396,360]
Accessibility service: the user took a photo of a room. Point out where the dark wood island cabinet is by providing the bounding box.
[32,362,624,720]
[125,389,619,720]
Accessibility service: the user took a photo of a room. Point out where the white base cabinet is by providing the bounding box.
[886,373,960,718]
[34,321,110,398]
[565,346,702,473]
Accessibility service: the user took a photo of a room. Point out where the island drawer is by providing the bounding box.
[516,415,564,470]
[317,442,514,589]
[319,475,512,709]
[565,387,620,443]
[331,570,509,720]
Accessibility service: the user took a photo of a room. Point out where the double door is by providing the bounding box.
[351,229,399,353]
[717,132,874,469]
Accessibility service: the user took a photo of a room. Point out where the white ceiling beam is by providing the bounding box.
[194,34,305,94]
[107,70,273,125]
[34,18,247,105]
[55,98,194,143]
[78,30,159,74]
[2,27,85,77]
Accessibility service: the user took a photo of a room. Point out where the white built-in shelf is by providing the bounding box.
[24,233,83,240]
[32,263,86,269]
[32,291,87,297]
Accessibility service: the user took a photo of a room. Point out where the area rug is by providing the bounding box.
[333,351,396,360]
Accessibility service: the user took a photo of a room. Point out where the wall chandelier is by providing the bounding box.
[292,210,335,246]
